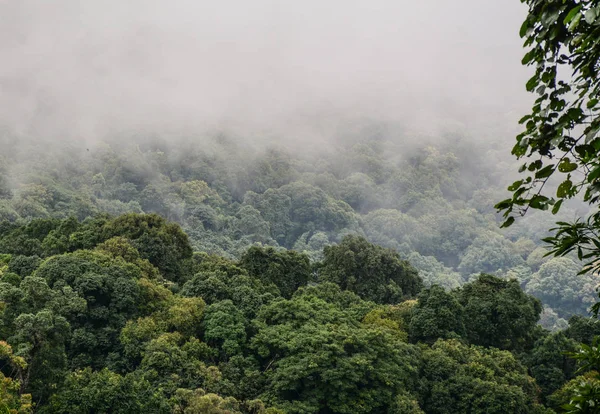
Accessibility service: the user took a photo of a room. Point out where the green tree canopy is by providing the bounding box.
[419,339,548,414]
[318,235,423,304]
[525,257,597,316]
[46,368,169,414]
[251,285,419,414]
[409,285,465,344]
[458,274,542,351]
[239,246,311,298]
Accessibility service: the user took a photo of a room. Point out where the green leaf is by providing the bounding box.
[569,12,583,31]
[528,160,543,171]
[519,20,530,37]
[526,76,539,92]
[518,115,531,124]
[563,5,582,24]
[535,164,555,179]
[500,216,515,228]
[557,180,573,198]
[522,50,538,65]
[575,144,594,158]
[587,98,598,109]
[588,166,600,182]
[530,195,550,209]
[586,127,600,143]
[585,8,597,25]
[495,199,512,210]
[552,199,563,214]
[558,158,578,173]
[508,180,524,191]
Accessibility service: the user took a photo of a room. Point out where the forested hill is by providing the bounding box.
[0,132,597,412]
[0,211,598,413]
[0,133,595,329]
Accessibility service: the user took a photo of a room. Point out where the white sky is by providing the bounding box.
[0,0,530,142]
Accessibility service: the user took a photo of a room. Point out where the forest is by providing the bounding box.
[2,0,600,412]
[0,129,595,413]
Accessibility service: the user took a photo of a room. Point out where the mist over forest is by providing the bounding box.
[0,1,599,413]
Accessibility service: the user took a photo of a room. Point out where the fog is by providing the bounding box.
[0,0,530,146]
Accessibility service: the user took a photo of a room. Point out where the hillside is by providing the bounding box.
[0,133,597,412]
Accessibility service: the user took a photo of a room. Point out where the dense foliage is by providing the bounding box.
[1,34,599,407]
[0,212,594,412]
[0,0,597,411]
[0,129,596,331]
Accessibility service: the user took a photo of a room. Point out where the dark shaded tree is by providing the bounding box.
[409,285,465,343]
[239,246,310,298]
[318,235,422,304]
[457,274,542,351]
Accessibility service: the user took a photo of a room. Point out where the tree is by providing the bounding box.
[181,255,278,319]
[0,161,11,200]
[0,276,84,402]
[136,333,218,393]
[231,206,273,244]
[251,290,420,414]
[292,231,330,262]
[362,209,416,252]
[457,231,525,276]
[46,368,169,413]
[244,182,358,248]
[496,0,600,277]
[243,190,292,247]
[100,213,193,283]
[522,331,578,401]
[318,235,423,304]
[457,274,542,351]
[7,256,42,278]
[419,339,549,414]
[414,209,486,268]
[566,315,600,345]
[406,252,463,290]
[550,337,600,413]
[32,251,143,369]
[525,257,597,317]
[202,300,247,359]
[239,246,311,298]
[0,342,33,414]
[409,285,465,344]
[548,371,600,414]
[9,310,70,402]
[171,388,283,414]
